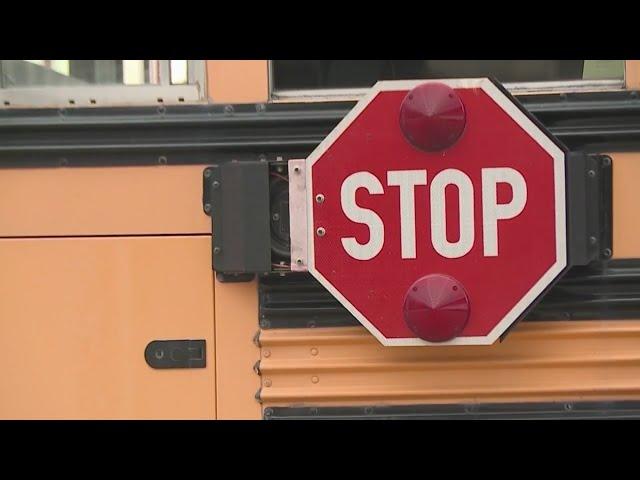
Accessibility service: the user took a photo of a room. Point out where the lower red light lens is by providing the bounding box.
[402,274,470,342]
[399,82,466,152]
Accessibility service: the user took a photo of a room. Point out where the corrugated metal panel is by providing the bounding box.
[258,321,640,407]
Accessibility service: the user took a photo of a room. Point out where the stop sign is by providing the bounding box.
[304,78,568,346]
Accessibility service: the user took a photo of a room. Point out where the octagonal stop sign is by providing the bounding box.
[304,78,568,346]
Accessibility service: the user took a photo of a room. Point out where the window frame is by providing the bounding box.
[267,60,628,103]
[0,60,208,109]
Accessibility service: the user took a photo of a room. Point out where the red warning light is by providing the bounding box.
[399,82,466,152]
[402,274,471,342]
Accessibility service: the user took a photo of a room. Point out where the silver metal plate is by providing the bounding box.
[0,84,203,109]
[288,159,308,272]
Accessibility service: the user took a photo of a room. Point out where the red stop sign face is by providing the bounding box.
[306,79,567,346]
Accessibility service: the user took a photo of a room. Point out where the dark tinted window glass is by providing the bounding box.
[272,60,624,91]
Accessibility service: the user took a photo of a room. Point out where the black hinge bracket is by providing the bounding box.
[144,340,206,369]
[566,152,613,266]
[203,161,272,282]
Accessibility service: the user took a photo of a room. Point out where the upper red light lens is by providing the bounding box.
[402,274,470,342]
[399,82,466,152]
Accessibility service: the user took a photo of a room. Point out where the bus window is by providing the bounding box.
[0,60,206,108]
[270,60,625,97]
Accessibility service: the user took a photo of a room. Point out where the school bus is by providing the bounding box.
[1,60,639,419]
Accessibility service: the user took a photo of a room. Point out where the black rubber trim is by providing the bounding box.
[264,401,640,420]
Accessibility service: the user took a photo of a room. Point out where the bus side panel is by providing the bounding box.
[0,166,209,237]
[0,166,216,419]
[215,278,262,419]
[206,60,269,104]
[613,153,640,258]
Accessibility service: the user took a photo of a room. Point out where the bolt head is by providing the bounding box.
[316,227,326,237]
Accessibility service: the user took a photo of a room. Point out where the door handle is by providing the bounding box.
[144,340,206,369]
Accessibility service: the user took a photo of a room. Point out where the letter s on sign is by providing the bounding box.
[340,172,385,260]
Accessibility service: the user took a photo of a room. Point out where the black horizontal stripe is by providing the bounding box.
[0,90,640,168]
[259,260,640,329]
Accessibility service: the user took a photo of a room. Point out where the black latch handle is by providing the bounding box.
[144,340,206,369]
